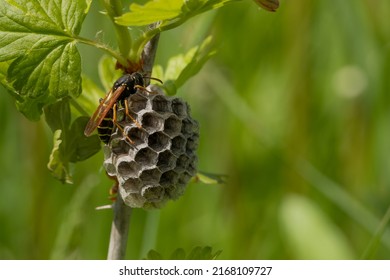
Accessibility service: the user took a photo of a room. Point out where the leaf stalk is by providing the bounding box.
[103,0,132,66]
[74,35,128,66]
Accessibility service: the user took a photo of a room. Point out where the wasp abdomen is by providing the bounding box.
[97,109,114,144]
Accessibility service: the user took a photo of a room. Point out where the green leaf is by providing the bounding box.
[0,61,16,95]
[116,0,183,26]
[74,56,124,117]
[45,100,101,183]
[187,246,222,260]
[156,36,216,95]
[47,129,73,184]
[116,0,240,27]
[187,246,203,259]
[170,248,186,259]
[175,36,216,88]
[79,56,124,117]
[119,0,238,62]
[194,171,227,184]
[0,0,91,120]
[44,98,71,132]
[68,117,101,162]
[144,250,163,260]
[98,55,123,91]
[78,75,106,116]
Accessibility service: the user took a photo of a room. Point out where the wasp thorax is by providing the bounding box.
[103,85,199,209]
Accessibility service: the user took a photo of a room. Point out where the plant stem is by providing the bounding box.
[132,19,185,61]
[107,194,133,260]
[106,25,161,261]
[142,23,161,83]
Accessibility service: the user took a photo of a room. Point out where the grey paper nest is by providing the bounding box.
[103,85,199,209]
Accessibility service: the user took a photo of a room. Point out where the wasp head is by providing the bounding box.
[113,72,145,99]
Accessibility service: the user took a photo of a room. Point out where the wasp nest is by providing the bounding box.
[103,85,199,209]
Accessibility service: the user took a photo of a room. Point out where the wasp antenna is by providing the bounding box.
[143,75,163,84]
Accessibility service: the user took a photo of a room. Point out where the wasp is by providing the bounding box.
[84,72,145,144]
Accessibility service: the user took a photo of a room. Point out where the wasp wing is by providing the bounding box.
[84,86,126,136]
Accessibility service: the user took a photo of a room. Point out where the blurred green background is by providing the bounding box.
[1,0,390,259]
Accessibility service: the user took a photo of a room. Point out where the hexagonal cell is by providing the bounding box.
[171,98,187,118]
[148,131,170,152]
[186,103,192,116]
[141,111,164,133]
[171,135,186,156]
[187,156,198,176]
[122,110,139,126]
[147,199,168,209]
[178,171,193,186]
[181,118,198,135]
[125,126,148,146]
[151,94,171,113]
[157,150,177,172]
[128,92,148,112]
[103,145,114,160]
[165,184,185,200]
[103,161,117,177]
[164,115,182,137]
[117,157,141,178]
[110,135,131,155]
[163,184,176,199]
[186,137,199,153]
[114,106,126,122]
[141,185,164,201]
[123,192,145,208]
[134,147,158,166]
[160,170,179,188]
[139,168,162,183]
[121,177,142,194]
[175,154,190,173]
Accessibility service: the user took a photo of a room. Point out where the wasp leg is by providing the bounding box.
[134,85,146,91]
[124,99,142,129]
[134,84,159,94]
[112,103,136,145]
